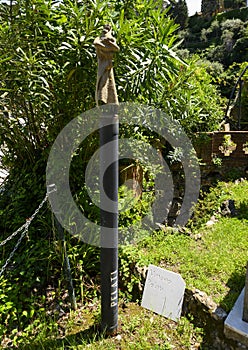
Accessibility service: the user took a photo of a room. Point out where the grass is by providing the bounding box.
[137,179,248,310]
[1,179,248,349]
[13,302,203,350]
[138,218,247,310]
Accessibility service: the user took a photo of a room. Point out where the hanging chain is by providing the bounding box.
[25,193,49,225]
[0,222,28,247]
[0,193,48,248]
[0,185,56,277]
[0,226,28,277]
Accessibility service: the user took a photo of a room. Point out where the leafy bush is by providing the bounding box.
[185,8,248,69]
[0,0,224,176]
[160,56,224,134]
[0,0,225,343]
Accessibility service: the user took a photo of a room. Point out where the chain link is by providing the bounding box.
[25,193,49,225]
[0,222,28,247]
[0,194,48,248]
[0,186,56,277]
[0,226,28,277]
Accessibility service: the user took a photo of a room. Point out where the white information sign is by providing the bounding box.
[141,264,186,321]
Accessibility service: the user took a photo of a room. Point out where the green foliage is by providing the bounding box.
[139,180,248,310]
[201,0,218,18]
[201,17,248,66]
[114,2,183,104]
[0,0,226,346]
[189,183,230,228]
[119,185,153,229]
[8,302,203,349]
[0,0,100,171]
[118,245,144,300]
[185,6,248,68]
[196,58,224,84]
[189,179,248,228]
[166,0,189,29]
[0,0,181,333]
[161,55,224,134]
[218,4,248,21]
[0,237,53,341]
[224,0,247,9]
[0,0,223,177]
[218,61,248,127]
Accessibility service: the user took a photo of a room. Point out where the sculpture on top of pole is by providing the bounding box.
[94,24,119,105]
[94,25,119,334]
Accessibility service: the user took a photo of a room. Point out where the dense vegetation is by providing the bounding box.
[0,0,247,348]
[179,3,248,128]
[183,7,248,68]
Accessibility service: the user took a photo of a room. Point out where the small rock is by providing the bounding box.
[195,289,204,297]
[206,215,218,227]
[235,178,245,184]
[212,307,227,321]
[193,289,218,311]
[193,233,202,240]
[206,220,214,226]
[220,199,236,217]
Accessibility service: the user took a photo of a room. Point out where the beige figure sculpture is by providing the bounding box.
[94,24,120,106]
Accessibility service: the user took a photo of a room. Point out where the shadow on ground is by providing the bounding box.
[21,323,103,350]
[184,269,246,349]
[220,268,246,312]
[237,200,248,221]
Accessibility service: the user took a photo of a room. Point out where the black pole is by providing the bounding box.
[94,24,119,335]
[100,109,119,334]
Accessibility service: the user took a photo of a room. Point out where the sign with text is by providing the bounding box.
[141,264,185,321]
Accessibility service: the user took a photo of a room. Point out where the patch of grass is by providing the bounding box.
[1,180,248,349]
[16,303,203,350]
[138,179,248,310]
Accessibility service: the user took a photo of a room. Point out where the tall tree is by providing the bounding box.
[201,0,218,17]
[173,0,188,28]
[166,0,189,29]
[224,0,246,9]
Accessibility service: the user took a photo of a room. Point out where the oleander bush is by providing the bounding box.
[0,0,225,345]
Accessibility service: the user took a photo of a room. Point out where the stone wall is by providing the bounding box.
[183,288,247,350]
[195,132,248,187]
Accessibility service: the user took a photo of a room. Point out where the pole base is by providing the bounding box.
[101,323,118,336]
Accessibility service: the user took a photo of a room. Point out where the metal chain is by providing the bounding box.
[0,222,28,247]
[25,193,49,225]
[0,194,48,248]
[0,226,28,277]
[0,187,55,248]
[0,186,57,277]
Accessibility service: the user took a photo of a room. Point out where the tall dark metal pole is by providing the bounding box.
[94,25,119,334]
[100,109,119,333]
